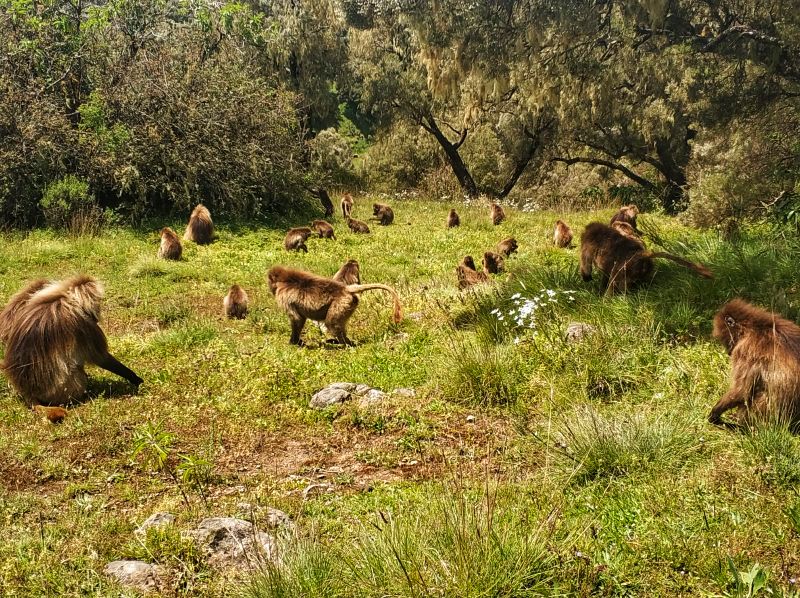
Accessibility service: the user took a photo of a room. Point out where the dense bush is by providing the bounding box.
[40,176,106,235]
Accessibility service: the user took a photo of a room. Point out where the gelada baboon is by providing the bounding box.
[580,222,712,294]
[347,217,370,234]
[610,204,639,232]
[0,276,143,422]
[184,204,214,244]
[314,187,335,218]
[553,220,573,248]
[372,203,394,226]
[490,202,506,225]
[311,220,336,240]
[284,227,314,252]
[341,193,354,219]
[447,209,460,228]
[333,259,360,285]
[223,284,249,319]
[456,256,488,290]
[611,221,645,248]
[157,227,183,260]
[267,266,402,346]
[496,237,518,257]
[709,300,800,428]
[483,251,505,274]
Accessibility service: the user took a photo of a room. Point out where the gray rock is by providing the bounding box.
[104,560,168,594]
[565,322,597,343]
[185,517,277,571]
[310,383,387,409]
[358,388,388,407]
[135,512,175,536]
[236,504,295,533]
[466,415,476,423]
[393,387,416,398]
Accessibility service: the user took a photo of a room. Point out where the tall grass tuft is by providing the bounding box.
[739,422,800,488]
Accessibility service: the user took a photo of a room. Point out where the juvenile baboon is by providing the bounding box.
[490,202,506,225]
[483,251,505,274]
[611,221,645,248]
[553,220,573,248]
[284,227,314,252]
[456,256,488,290]
[267,266,402,346]
[447,209,460,228]
[610,204,640,232]
[157,227,183,260]
[341,193,354,219]
[0,275,143,422]
[184,204,214,244]
[372,203,394,226]
[347,217,370,234]
[709,300,800,428]
[311,220,336,240]
[223,284,249,319]
[580,222,712,294]
[496,237,518,257]
[332,259,361,285]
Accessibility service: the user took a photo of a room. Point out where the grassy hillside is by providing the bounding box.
[2,199,800,597]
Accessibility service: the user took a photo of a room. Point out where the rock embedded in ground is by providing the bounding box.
[135,512,176,536]
[309,382,389,409]
[185,517,277,571]
[392,387,416,398]
[104,560,169,594]
[565,322,597,343]
[236,504,296,533]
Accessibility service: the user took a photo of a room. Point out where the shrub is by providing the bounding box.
[40,176,106,235]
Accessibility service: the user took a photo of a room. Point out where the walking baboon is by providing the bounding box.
[483,251,505,274]
[456,256,488,289]
[267,266,402,346]
[709,300,800,428]
[311,220,336,240]
[496,237,518,257]
[333,259,360,285]
[284,227,314,252]
[490,203,506,225]
[447,209,460,228]
[223,284,249,319]
[341,193,354,219]
[580,222,712,294]
[184,204,214,244]
[553,220,573,248]
[0,275,143,422]
[347,217,370,234]
[158,227,183,260]
[610,204,640,232]
[372,203,394,226]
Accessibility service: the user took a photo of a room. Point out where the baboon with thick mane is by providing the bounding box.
[311,220,336,240]
[490,202,506,225]
[223,284,249,319]
[158,227,183,260]
[184,204,214,244]
[611,221,645,248]
[0,275,143,422]
[284,227,314,252]
[347,217,370,234]
[333,259,360,285]
[267,266,402,346]
[447,209,460,228]
[580,222,712,294]
[456,256,488,289]
[341,193,354,219]
[496,237,518,257]
[483,251,505,274]
[610,204,640,232]
[372,203,394,226]
[553,220,573,248]
[709,300,800,428]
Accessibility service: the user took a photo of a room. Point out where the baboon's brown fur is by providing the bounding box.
[284,227,314,252]
[311,220,336,240]
[483,251,505,274]
[553,220,573,248]
[347,217,370,234]
[372,203,394,226]
[610,204,640,231]
[496,237,518,257]
[611,221,645,248]
[709,300,800,428]
[341,193,354,219]
[314,187,334,218]
[580,222,712,294]
[184,204,214,244]
[223,284,249,319]
[0,275,143,422]
[490,203,506,225]
[447,209,460,228]
[267,266,402,346]
[333,259,361,285]
[158,227,183,260]
[456,256,488,289]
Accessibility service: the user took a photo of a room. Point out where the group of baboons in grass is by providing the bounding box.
[1,195,798,432]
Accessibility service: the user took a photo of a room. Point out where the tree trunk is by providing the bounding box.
[421,114,479,197]
[655,135,690,214]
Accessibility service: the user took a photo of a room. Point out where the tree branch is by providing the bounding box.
[551,156,658,191]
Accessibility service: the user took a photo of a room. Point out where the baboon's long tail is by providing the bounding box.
[649,252,713,279]
[346,284,403,323]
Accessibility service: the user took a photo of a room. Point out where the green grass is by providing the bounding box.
[2,199,800,596]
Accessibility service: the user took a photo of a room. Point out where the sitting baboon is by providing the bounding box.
[372,203,395,226]
[611,221,645,248]
[223,284,249,319]
[157,227,183,260]
[490,202,506,225]
[284,227,314,252]
[553,220,573,248]
[311,220,336,240]
[267,266,402,346]
[496,237,518,257]
[709,300,800,428]
[347,217,370,234]
[610,204,640,232]
[580,222,712,294]
[0,276,143,422]
[333,259,360,285]
[456,256,489,290]
[341,193,354,219]
[483,251,505,274]
[184,204,214,244]
[447,209,460,228]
